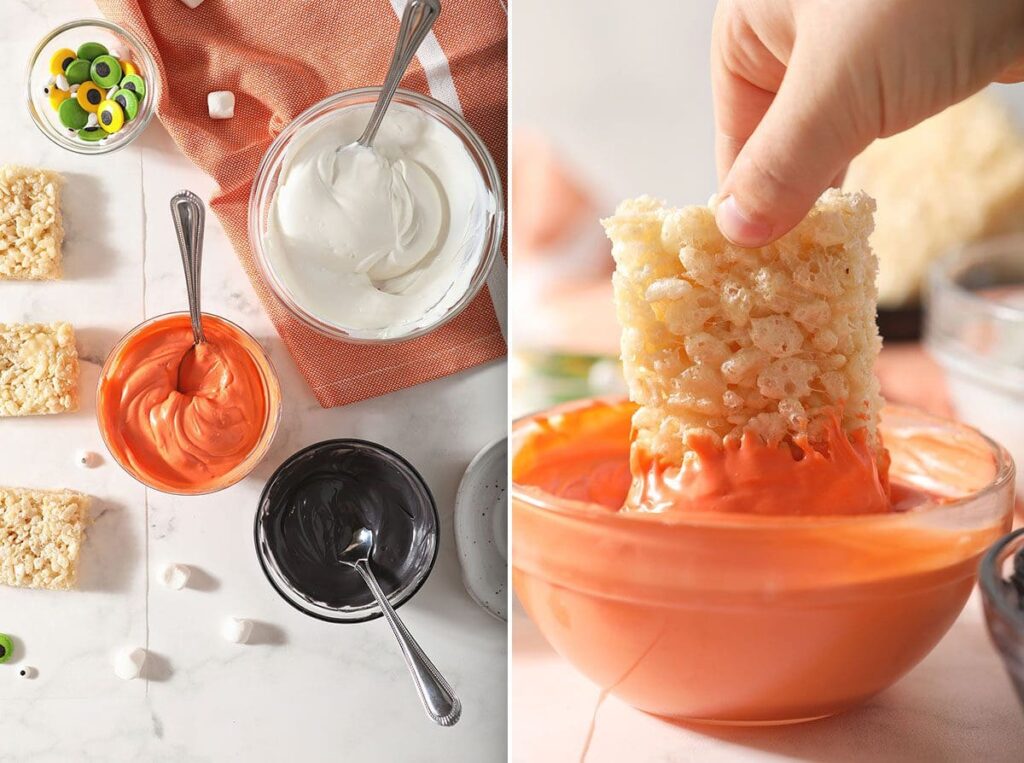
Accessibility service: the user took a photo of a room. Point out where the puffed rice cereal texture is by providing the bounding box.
[0,165,64,280]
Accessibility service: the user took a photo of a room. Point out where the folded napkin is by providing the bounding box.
[97,0,507,407]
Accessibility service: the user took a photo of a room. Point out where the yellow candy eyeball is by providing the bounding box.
[97,99,125,133]
[48,48,77,75]
[48,88,69,111]
[76,82,105,113]
[120,60,139,77]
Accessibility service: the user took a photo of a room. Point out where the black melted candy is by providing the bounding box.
[257,440,438,611]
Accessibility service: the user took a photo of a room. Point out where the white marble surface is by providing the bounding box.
[0,2,507,760]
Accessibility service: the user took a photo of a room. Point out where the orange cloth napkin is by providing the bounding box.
[97,0,507,407]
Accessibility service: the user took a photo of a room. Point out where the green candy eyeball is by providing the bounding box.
[0,633,12,664]
[119,74,146,100]
[77,125,107,142]
[64,59,92,86]
[111,88,140,120]
[90,55,122,89]
[76,41,108,61]
[57,98,88,129]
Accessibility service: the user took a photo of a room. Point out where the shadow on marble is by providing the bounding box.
[248,620,288,646]
[62,173,116,282]
[78,498,139,594]
[142,651,173,682]
[6,632,27,665]
[75,326,125,368]
[184,565,221,593]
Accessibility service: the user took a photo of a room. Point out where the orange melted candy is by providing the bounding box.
[98,314,277,493]
[511,399,1009,722]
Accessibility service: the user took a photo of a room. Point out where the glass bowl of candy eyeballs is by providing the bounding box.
[26,18,158,154]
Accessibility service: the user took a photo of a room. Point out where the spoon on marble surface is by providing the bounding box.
[169,190,207,393]
[338,526,462,727]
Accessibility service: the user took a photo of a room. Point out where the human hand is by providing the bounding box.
[711,0,1024,247]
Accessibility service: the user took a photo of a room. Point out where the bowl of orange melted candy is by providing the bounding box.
[97,313,281,494]
[511,398,1015,724]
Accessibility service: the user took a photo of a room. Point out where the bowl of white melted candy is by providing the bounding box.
[248,87,503,343]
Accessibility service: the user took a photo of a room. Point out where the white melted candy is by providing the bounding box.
[265,102,491,338]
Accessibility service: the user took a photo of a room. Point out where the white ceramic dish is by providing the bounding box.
[454,437,507,621]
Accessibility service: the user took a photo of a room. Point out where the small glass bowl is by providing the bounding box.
[96,313,282,495]
[926,235,1024,502]
[979,528,1024,710]
[26,18,160,155]
[512,399,1015,724]
[248,87,504,343]
[254,439,440,623]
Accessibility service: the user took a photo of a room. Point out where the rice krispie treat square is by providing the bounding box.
[0,487,89,590]
[0,322,79,416]
[0,164,64,280]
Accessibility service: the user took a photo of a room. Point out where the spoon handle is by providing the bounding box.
[357,0,441,147]
[354,559,462,726]
[170,191,207,345]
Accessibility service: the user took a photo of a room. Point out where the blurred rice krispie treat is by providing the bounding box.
[845,92,1024,307]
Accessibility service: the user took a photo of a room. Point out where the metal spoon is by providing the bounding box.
[347,0,441,152]
[169,190,206,392]
[338,526,462,727]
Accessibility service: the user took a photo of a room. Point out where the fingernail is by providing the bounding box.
[715,195,773,247]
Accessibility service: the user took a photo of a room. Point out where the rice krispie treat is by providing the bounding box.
[0,165,64,280]
[603,190,888,513]
[0,487,89,590]
[0,322,79,416]
[845,93,1024,306]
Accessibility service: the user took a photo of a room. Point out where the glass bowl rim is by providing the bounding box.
[979,527,1024,628]
[511,397,1016,531]
[26,17,161,156]
[95,311,282,496]
[247,85,505,344]
[928,233,1024,326]
[253,437,441,624]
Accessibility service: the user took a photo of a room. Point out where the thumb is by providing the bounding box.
[716,46,873,247]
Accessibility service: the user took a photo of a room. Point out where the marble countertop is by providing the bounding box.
[0,2,506,760]
[511,594,1024,762]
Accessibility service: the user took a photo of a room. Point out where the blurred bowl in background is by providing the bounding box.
[979,528,1024,710]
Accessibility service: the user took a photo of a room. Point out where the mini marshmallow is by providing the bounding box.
[221,617,254,644]
[55,74,69,92]
[180,0,205,7]
[207,91,234,120]
[69,84,80,97]
[114,647,147,680]
[159,563,190,591]
[76,449,101,467]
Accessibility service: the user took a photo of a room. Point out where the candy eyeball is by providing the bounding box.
[78,126,106,142]
[64,59,92,86]
[120,75,147,100]
[0,633,13,663]
[57,99,88,130]
[48,47,76,75]
[98,100,125,133]
[111,89,140,121]
[76,82,105,113]
[77,450,102,468]
[160,563,190,590]
[90,55,123,89]
[114,647,147,680]
[221,617,254,644]
[76,41,108,61]
[19,667,38,680]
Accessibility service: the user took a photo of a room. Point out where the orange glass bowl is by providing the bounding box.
[511,398,1015,724]
[97,313,282,495]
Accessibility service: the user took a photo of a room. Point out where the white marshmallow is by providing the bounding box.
[221,617,254,644]
[69,84,80,97]
[114,647,147,680]
[207,91,234,120]
[159,563,190,590]
[76,449,101,467]
[55,74,69,91]
[180,0,205,7]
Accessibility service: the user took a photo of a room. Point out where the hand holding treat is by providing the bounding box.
[711,0,1024,247]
